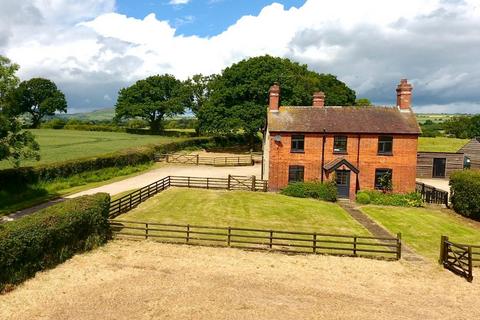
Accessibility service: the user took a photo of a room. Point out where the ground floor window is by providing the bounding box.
[288,165,304,183]
[374,168,392,191]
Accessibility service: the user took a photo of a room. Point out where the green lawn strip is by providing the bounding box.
[0,129,187,169]
[418,137,469,153]
[361,205,480,260]
[116,188,391,256]
[0,162,161,216]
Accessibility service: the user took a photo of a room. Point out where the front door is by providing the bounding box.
[433,158,446,178]
[335,170,350,198]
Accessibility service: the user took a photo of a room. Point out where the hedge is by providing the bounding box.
[280,181,337,202]
[0,193,110,292]
[355,190,423,207]
[0,137,211,190]
[450,170,480,219]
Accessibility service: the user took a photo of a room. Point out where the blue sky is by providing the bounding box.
[116,0,306,37]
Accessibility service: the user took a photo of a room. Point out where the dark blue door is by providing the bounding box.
[335,170,350,198]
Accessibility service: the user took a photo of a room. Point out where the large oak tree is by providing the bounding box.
[115,74,190,133]
[198,55,356,139]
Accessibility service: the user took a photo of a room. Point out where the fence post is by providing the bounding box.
[269,231,273,249]
[129,194,132,209]
[353,236,357,256]
[207,177,209,189]
[186,225,190,243]
[227,174,231,190]
[119,198,122,212]
[145,223,149,239]
[196,154,199,166]
[251,175,256,191]
[439,235,448,265]
[396,233,402,260]
[166,154,169,163]
[467,246,473,282]
[227,227,231,247]
[313,233,317,254]
[188,176,190,188]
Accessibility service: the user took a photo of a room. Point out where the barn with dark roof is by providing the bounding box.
[263,79,421,199]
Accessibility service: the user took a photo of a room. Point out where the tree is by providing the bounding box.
[0,56,20,111]
[8,78,67,128]
[186,74,213,116]
[0,113,39,167]
[198,55,356,139]
[355,98,372,106]
[115,74,189,133]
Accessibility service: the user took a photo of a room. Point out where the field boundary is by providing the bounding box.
[155,153,254,167]
[109,175,268,218]
[109,219,402,260]
[415,182,449,207]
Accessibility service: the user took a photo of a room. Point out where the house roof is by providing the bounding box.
[323,157,359,174]
[268,106,421,135]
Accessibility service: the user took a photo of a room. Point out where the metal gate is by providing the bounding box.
[440,235,473,282]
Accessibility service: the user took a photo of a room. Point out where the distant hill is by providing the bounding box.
[57,108,116,121]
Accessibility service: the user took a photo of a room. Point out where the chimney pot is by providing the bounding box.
[269,83,280,111]
[396,79,413,110]
[313,91,325,108]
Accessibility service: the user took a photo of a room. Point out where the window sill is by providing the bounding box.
[333,151,348,155]
[377,153,393,156]
[291,150,305,154]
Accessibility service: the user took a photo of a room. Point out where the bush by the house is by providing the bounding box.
[355,192,371,204]
[0,193,110,292]
[356,190,422,207]
[450,170,480,219]
[280,181,337,202]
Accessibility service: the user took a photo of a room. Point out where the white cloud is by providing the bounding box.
[1,0,479,113]
[169,0,190,5]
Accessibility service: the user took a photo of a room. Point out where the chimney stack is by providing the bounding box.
[269,83,280,111]
[396,79,413,110]
[313,91,325,108]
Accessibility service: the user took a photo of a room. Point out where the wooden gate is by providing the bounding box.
[440,236,473,282]
[166,153,199,165]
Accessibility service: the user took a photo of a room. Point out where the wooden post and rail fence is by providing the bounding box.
[109,219,402,260]
[155,153,255,167]
[415,182,449,207]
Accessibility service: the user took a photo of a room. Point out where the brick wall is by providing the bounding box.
[268,133,418,195]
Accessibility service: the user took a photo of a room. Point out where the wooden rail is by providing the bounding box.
[416,182,449,207]
[109,219,402,260]
[109,175,268,218]
[440,236,474,282]
[155,153,254,167]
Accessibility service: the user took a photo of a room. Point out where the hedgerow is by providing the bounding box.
[0,193,110,292]
[450,170,480,219]
[280,181,337,202]
[356,190,422,207]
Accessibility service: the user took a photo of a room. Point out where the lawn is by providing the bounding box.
[0,129,186,169]
[361,206,480,260]
[121,188,369,235]
[418,137,469,153]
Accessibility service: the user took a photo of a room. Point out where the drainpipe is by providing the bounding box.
[356,134,361,192]
[321,128,326,183]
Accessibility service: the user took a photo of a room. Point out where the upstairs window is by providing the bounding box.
[333,136,348,153]
[291,135,305,153]
[288,165,304,183]
[378,136,393,155]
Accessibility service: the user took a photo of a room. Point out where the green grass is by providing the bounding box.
[418,137,469,153]
[361,206,480,260]
[121,188,369,235]
[0,129,185,169]
[416,113,461,124]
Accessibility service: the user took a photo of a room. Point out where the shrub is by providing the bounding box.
[356,190,422,207]
[450,170,480,219]
[280,181,337,202]
[0,193,110,292]
[356,191,371,204]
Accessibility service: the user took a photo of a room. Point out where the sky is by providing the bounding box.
[0,0,479,114]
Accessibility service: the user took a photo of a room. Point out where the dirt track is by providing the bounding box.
[1,241,479,320]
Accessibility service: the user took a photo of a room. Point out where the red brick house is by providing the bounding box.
[263,79,421,199]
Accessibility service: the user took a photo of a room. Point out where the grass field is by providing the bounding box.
[361,206,480,260]
[416,113,460,124]
[418,137,469,152]
[121,188,369,235]
[0,129,186,169]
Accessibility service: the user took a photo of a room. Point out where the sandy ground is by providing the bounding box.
[67,163,261,198]
[416,178,450,194]
[1,241,479,320]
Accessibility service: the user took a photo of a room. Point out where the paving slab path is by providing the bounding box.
[338,201,424,262]
[1,163,261,223]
